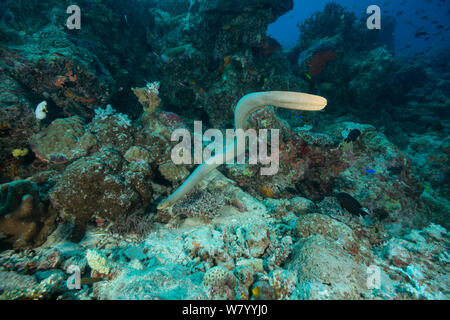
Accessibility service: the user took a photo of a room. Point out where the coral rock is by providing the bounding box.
[30,116,97,164]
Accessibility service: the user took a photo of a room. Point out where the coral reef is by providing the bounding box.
[0,0,448,302]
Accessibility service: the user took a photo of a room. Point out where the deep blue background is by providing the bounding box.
[267,0,449,54]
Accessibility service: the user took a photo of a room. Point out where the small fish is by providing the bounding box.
[252,286,261,297]
[365,169,376,174]
[192,241,201,246]
[344,129,361,143]
[305,73,311,80]
[336,193,367,216]
[9,90,26,94]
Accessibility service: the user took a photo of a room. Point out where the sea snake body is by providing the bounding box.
[157,91,327,210]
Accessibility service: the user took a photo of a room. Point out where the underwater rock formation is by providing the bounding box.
[0,74,39,182]
[30,116,97,165]
[49,149,152,241]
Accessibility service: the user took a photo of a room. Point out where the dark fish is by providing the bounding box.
[344,129,361,143]
[437,25,444,29]
[387,166,403,176]
[336,193,366,216]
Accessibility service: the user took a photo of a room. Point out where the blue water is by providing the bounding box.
[268,0,450,54]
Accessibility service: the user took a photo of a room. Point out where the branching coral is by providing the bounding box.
[132,81,161,114]
[157,91,327,209]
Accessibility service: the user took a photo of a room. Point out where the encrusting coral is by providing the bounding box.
[157,91,327,209]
